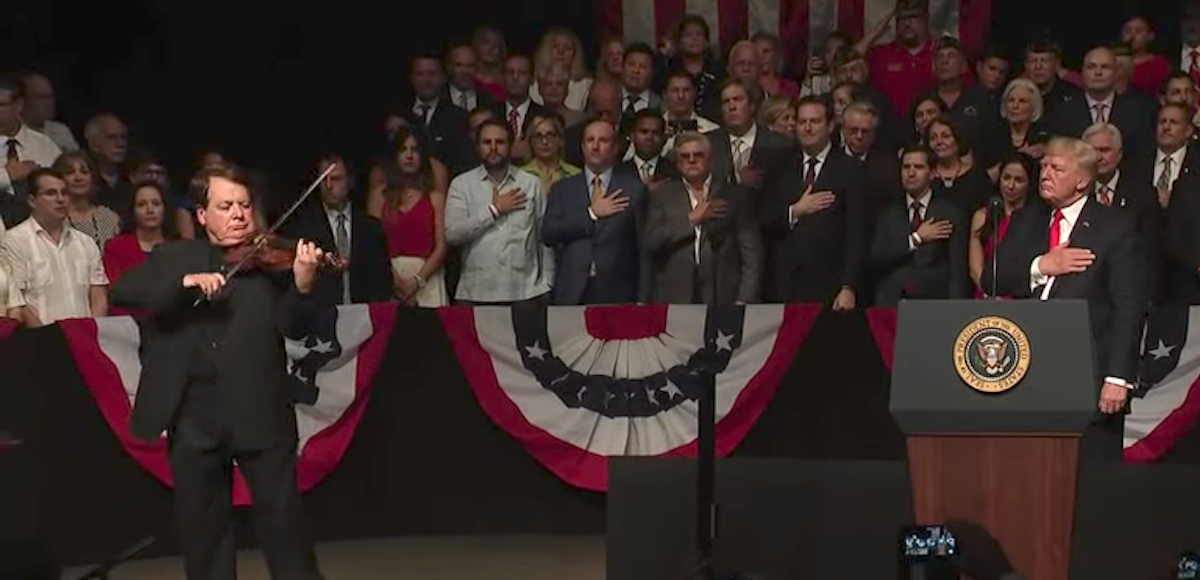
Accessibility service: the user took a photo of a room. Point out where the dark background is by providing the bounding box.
[0,0,1190,207]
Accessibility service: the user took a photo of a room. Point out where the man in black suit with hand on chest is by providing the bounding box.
[983,136,1149,462]
[111,162,328,580]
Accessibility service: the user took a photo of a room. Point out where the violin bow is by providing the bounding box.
[193,162,338,306]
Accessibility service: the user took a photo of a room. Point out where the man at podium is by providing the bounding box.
[982,136,1149,462]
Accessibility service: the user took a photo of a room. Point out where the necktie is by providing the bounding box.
[1190,50,1200,86]
[909,200,923,232]
[5,139,17,163]
[1048,209,1065,251]
[803,157,819,189]
[624,96,638,118]
[457,91,469,110]
[1097,184,1112,206]
[416,103,430,125]
[732,139,747,183]
[1092,103,1108,124]
[335,212,351,304]
[1157,156,1174,195]
[590,176,604,277]
[508,107,521,139]
[640,161,653,181]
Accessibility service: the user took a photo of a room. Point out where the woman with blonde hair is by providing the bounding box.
[531,28,592,111]
[522,113,581,193]
[758,96,797,140]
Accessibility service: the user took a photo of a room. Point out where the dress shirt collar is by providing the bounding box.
[1183,45,1200,66]
[634,154,661,170]
[1099,171,1120,195]
[804,142,833,165]
[584,166,614,191]
[906,189,933,207]
[623,88,651,106]
[729,123,758,144]
[1157,145,1187,167]
[30,215,71,245]
[449,85,476,101]
[506,98,531,115]
[685,176,713,200]
[324,201,351,220]
[414,97,439,114]
[1085,92,1115,111]
[1054,192,1088,226]
[479,164,520,188]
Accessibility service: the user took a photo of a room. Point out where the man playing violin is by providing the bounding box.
[110,160,327,580]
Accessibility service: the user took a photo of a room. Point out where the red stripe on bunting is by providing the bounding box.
[0,318,16,341]
[837,0,865,43]
[1124,374,1200,463]
[718,0,750,54]
[865,307,898,372]
[596,0,624,46]
[654,0,687,47]
[441,304,821,492]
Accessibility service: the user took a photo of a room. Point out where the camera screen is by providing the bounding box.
[1178,552,1200,580]
[901,525,957,559]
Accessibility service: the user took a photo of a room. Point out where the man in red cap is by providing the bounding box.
[866,0,935,117]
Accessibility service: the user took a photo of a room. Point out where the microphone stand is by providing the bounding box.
[693,225,726,580]
[75,536,156,580]
[989,197,1002,300]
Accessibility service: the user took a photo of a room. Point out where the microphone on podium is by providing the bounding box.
[987,196,1003,300]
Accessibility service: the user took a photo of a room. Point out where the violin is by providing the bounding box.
[220,233,348,274]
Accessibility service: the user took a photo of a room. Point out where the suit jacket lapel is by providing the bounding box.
[1050,199,1097,298]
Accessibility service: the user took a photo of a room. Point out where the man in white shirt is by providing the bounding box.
[444,120,552,304]
[0,75,62,227]
[18,71,79,152]
[661,70,719,155]
[1,167,108,326]
[1149,102,1196,209]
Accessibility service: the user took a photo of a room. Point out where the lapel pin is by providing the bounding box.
[1081,221,1090,228]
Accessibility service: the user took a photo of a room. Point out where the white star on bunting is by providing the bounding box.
[1149,340,1177,360]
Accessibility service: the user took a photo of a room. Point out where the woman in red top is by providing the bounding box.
[103,182,175,315]
[380,127,448,307]
[472,26,508,100]
[753,32,800,99]
[1122,16,1171,96]
[969,153,1035,298]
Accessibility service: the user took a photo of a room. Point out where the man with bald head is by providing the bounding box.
[563,78,627,167]
[18,71,78,151]
[445,45,497,112]
[983,136,1148,462]
[84,112,133,211]
[1047,46,1154,160]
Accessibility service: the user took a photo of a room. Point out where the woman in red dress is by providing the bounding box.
[1121,15,1171,97]
[969,153,1035,298]
[103,182,175,291]
[380,127,449,307]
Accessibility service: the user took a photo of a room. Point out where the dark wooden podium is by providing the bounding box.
[890,300,1097,580]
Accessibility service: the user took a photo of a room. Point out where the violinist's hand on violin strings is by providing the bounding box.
[292,239,324,294]
[183,273,227,298]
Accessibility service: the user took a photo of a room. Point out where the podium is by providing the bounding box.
[889,300,1097,580]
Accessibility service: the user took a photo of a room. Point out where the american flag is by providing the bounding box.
[595,0,992,68]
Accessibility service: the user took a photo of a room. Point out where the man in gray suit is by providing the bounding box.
[644,131,763,304]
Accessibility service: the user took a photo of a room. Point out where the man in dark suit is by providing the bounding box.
[1165,168,1200,304]
[619,43,665,135]
[488,54,547,161]
[110,161,326,580]
[404,53,473,176]
[445,44,499,113]
[542,118,651,305]
[870,144,969,307]
[1046,47,1154,160]
[1082,122,1164,300]
[644,131,763,304]
[983,136,1149,462]
[841,100,901,220]
[706,79,793,199]
[761,96,868,308]
[620,109,680,187]
[281,156,393,308]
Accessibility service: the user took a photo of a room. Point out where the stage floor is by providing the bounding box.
[62,535,606,580]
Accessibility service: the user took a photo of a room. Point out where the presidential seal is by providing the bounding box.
[953,316,1031,394]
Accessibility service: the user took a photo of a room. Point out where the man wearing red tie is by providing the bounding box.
[983,136,1149,462]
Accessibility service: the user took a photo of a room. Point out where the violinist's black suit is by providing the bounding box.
[111,239,325,580]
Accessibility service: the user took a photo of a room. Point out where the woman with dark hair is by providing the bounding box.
[378,126,448,307]
[969,153,1035,297]
[53,151,122,247]
[129,152,196,239]
[103,181,176,301]
[927,115,994,214]
[910,96,945,147]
